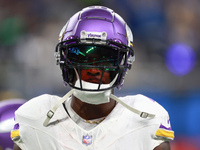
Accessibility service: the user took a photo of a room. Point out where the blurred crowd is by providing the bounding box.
[0,0,200,149]
[0,0,200,98]
[1,0,200,99]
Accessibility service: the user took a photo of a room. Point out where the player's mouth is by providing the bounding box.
[83,78,106,84]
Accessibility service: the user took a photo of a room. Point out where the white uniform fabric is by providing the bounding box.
[11,94,174,150]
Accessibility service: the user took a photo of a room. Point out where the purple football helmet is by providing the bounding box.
[55,6,135,91]
[0,99,26,150]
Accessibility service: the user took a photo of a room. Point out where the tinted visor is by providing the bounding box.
[66,45,124,70]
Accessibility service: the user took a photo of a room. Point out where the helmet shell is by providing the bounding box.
[60,6,128,46]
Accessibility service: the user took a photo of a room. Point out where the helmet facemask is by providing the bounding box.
[55,38,133,92]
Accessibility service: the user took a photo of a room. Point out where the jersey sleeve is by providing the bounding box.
[126,94,175,142]
[10,123,27,150]
[154,111,174,141]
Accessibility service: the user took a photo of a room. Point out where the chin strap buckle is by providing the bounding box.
[43,89,75,127]
[47,110,54,119]
[140,112,149,118]
[110,94,155,119]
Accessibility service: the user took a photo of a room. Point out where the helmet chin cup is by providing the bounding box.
[73,80,112,104]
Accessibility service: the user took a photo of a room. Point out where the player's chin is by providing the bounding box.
[87,79,101,84]
[83,79,107,84]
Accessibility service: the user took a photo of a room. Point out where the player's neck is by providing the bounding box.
[71,95,116,120]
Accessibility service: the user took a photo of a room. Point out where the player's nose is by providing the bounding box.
[87,69,101,76]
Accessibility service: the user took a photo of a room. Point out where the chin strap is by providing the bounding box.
[43,89,75,127]
[110,94,155,119]
[43,89,155,127]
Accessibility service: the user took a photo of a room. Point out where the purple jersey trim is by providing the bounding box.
[13,123,19,130]
[159,124,172,131]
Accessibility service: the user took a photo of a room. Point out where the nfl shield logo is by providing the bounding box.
[82,134,92,146]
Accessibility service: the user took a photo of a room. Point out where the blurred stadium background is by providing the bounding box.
[0,0,200,149]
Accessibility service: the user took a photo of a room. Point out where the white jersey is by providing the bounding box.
[11,94,174,150]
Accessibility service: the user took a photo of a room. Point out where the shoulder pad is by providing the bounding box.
[15,94,61,121]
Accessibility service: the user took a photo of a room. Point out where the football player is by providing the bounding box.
[0,99,25,150]
[11,6,174,150]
